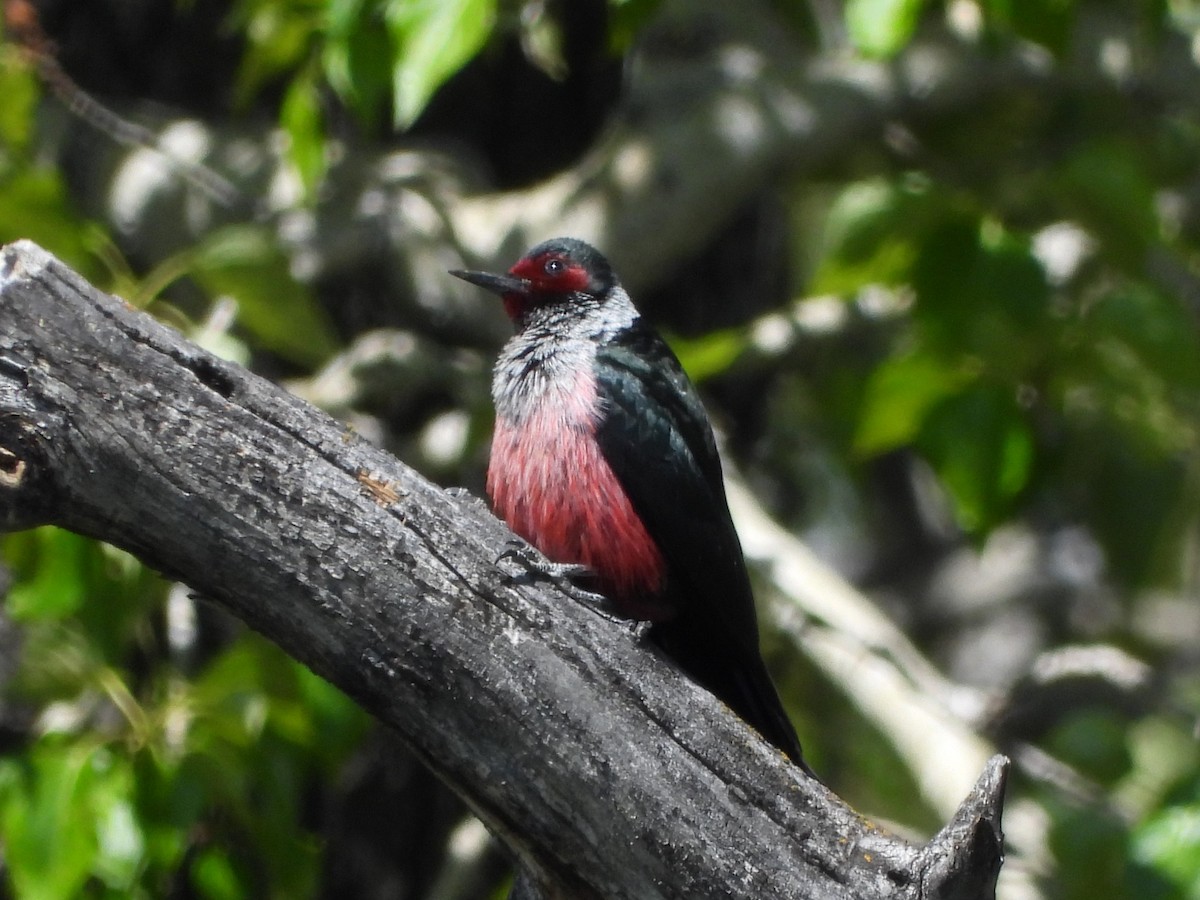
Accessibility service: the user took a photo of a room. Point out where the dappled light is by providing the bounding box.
[1,0,1199,897]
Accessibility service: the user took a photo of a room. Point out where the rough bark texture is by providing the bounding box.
[0,240,1007,899]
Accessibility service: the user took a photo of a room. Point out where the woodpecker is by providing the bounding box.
[451,238,810,772]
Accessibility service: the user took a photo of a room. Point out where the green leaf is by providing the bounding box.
[1133,801,1200,898]
[328,0,370,35]
[1068,436,1188,588]
[917,385,1034,532]
[187,225,340,366]
[1047,797,1134,900]
[293,664,371,765]
[1057,284,1200,497]
[0,742,140,900]
[1046,710,1134,784]
[1,746,95,900]
[4,528,92,621]
[230,0,324,108]
[981,0,1076,55]
[281,67,327,194]
[845,0,926,57]
[92,789,144,890]
[668,328,747,382]
[813,178,926,294]
[1084,284,1200,395]
[386,0,496,128]
[190,846,245,900]
[0,171,100,279]
[1058,141,1159,267]
[322,0,394,124]
[0,57,41,152]
[608,0,666,51]
[911,215,1052,373]
[854,351,976,455]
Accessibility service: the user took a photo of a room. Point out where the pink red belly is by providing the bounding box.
[488,408,671,621]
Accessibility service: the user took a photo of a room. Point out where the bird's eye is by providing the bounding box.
[544,258,565,276]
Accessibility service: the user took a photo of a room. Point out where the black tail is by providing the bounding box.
[649,617,815,777]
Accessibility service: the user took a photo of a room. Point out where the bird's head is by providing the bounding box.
[451,238,617,326]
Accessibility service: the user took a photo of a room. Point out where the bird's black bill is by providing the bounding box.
[449,269,529,296]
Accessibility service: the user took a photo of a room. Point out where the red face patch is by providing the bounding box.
[510,252,591,295]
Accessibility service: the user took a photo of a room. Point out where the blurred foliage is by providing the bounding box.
[0,0,1199,898]
[0,530,370,898]
[232,0,499,187]
[810,161,1200,578]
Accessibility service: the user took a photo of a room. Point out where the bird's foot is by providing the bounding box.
[444,486,486,506]
[629,620,654,640]
[496,541,593,581]
[495,541,626,622]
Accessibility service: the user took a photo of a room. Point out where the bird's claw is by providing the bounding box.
[495,540,591,580]
[496,539,596,588]
[495,540,626,622]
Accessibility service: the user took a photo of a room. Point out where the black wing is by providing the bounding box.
[592,321,756,644]
[593,321,808,768]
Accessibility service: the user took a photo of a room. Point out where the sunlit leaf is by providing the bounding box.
[281,66,327,194]
[845,0,926,57]
[668,328,746,382]
[323,0,393,123]
[386,0,497,128]
[1133,800,1200,897]
[4,528,92,621]
[1,746,94,900]
[191,846,245,900]
[854,351,976,455]
[92,789,144,890]
[0,742,140,900]
[0,55,40,152]
[813,178,928,294]
[230,0,324,107]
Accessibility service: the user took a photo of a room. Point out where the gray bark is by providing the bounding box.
[0,240,1007,898]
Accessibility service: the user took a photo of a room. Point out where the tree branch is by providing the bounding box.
[0,240,1007,899]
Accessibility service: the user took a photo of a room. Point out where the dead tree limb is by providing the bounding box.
[0,240,1007,899]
